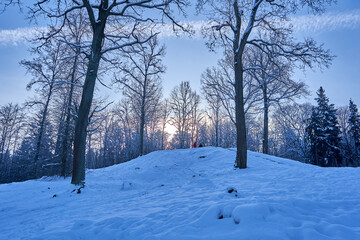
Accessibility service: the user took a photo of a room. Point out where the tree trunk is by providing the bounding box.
[314,143,318,166]
[215,109,219,147]
[139,78,147,156]
[139,107,145,156]
[60,53,78,178]
[0,127,7,163]
[161,125,165,150]
[60,104,72,177]
[263,87,269,154]
[179,121,184,149]
[71,24,105,185]
[232,0,259,169]
[34,84,53,178]
[234,60,247,169]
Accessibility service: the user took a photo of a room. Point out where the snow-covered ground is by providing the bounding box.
[1,147,359,240]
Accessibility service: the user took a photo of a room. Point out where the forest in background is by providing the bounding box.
[1,44,359,183]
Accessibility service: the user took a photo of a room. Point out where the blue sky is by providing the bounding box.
[0,1,359,107]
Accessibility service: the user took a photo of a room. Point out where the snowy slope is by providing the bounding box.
[0,147,360,240]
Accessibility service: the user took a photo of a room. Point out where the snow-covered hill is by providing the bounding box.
[1,147,359,240]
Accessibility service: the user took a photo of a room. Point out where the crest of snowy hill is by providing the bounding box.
[1,147,360,240]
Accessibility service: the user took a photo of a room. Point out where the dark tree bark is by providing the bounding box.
[139,97,146,156]
[232,0,260,169]
[234,61,248,168]
[262,88,269,154]
[72,23,104,184]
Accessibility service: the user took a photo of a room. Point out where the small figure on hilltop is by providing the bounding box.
[199,143,203,148]
[193,142,197,148]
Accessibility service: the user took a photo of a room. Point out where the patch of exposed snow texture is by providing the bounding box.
[0,147,359,239]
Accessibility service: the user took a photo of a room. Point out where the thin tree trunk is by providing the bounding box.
[60,53,78,178]
[0,129,7,162]
[161,124,165,150]
[54,101,68,156]
[60,103,72,177]
[139,79,147,156]
[263,87,269,154]
[139,107,145,156]
[34,84,53,178]
[215,111,219,147]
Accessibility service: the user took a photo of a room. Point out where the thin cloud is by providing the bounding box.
[1,9,359,46]
[0,27,47,46]
[291,9,360,33]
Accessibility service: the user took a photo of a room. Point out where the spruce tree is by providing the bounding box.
[347,99,360,166]
[306,87,341,167]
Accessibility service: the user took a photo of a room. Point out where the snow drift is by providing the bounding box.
[0,147,359,239]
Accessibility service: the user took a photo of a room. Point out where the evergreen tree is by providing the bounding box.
[306,87,341,167]
[347,99,360,166]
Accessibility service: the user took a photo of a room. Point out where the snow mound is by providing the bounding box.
[1,147,359,240]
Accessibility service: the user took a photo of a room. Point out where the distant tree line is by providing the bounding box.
[1,58,359,184]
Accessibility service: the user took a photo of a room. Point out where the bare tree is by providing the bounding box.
[202,93,222,147]
[21,41,65,177]
[101,110,124,166]
[170,81,200,149]
[114,36,165,156]
[337,105,351,166]
[247,46,309,154]
[115,99,139,160]
[0,104,25,164]
[159,100,171,150]
[338,106,350,140]
[197,0,333,168]
[201,52,260,126]
[347,100,360,166]
[272,103,313,161]
[0,104,27,183]
[189,92,202,147]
